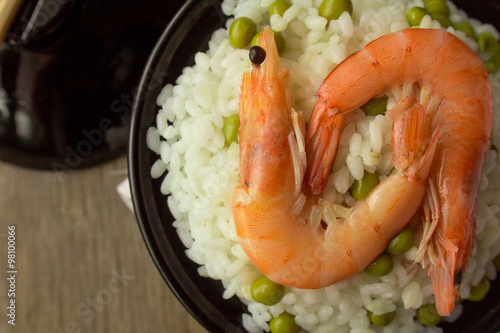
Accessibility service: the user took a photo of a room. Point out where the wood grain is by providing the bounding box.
[0,156,207,333]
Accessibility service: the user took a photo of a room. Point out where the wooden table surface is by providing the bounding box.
[0,155,207,333]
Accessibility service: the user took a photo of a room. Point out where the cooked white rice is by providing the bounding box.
[147,0,500,332]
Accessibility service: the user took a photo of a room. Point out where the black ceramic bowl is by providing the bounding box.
[129,1,500,332]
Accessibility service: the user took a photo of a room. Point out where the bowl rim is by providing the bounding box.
[128,0,200,322]
[128,0,247,332]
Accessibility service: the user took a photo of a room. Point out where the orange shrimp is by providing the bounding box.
[304,28,493,316]
[232,28,440,290]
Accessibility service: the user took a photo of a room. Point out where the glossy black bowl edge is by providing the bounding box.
[129,1,247,332]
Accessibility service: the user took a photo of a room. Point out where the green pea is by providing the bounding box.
[319,0,353,22]
[491,46,500,59]
[269,0,292,17]
[491,35,500,48]
[365,253,393,277]
[485,53,500,74]
[468,277,491,302]
[478,32,498,53]
[486,52,500,74]
[478,32,491,52]
[251,30,286,55]
[406,7,430,26]
[360,96,388,116]
[485,60,496,74]
[368,310,395,327]
[350,171,380,201]
[250,276,285,305]
[251,32,261,48]
[274,32,286,55]
[423,0,449,16]
[485,38,500,72]
[453,22,476,40]
[416,303,442,326]
[484,48,500,74]
[387,227,414,255]
[493,253,500,270]
[430,12,451,28]
[229,17,257,49]
[223,114,240,146]
[269,312,300,333]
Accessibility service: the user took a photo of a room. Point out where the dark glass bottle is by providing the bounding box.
[0,0,185,171]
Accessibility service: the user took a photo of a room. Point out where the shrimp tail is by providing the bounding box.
[428,242,461,316]
[416,182,473,316]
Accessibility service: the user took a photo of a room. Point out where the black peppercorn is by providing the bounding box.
[249,46,266,66]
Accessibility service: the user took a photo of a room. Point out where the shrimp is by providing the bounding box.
[304,28,493,316]
[232,28,440,291]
